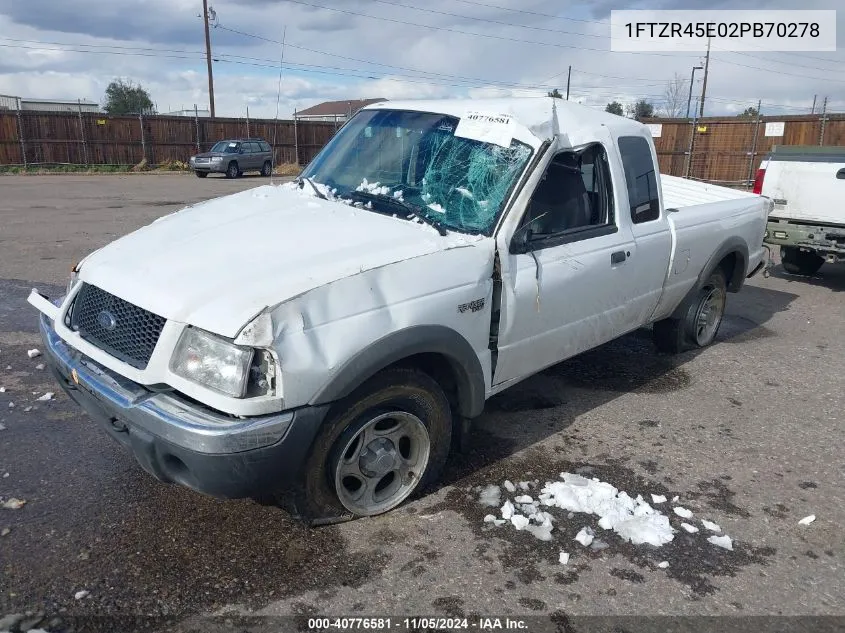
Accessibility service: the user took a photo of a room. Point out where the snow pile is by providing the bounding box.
[538,473,675,547]
[356,178,390,196]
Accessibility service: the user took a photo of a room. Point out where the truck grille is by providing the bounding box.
[69,284,165,369]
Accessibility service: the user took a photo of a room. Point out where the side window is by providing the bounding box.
[244,142,258,153]
[259,141,271,152]
[523,143,614,239]
[618,136,660,223]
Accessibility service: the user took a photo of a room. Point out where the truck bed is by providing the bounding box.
[660,174,760,210]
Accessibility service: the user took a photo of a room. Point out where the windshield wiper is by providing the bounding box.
[345,190,448,236]
[297,177,327,200]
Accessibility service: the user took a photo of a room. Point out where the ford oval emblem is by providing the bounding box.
[97,310,117,331]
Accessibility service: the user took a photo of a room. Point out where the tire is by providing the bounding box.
[653,269,727,354]
[225,161,240,179]
[194,171,207,178]
[261,161,272,177]
[781,246,823,276]
[296,367,452,523]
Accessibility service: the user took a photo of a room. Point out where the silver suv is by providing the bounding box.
[189,138,274,179]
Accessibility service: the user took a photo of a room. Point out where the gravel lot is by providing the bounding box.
[0,175,843,632]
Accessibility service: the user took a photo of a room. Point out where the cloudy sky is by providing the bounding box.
[0,0,842,118]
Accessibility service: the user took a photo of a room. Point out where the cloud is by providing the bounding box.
[0,0,842,119]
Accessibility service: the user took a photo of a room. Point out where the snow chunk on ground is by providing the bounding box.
[701,519,721,532]
[673,506,693,519]
[428,203,445,213]
[1,498,26,510]
[798,515,816,526]
[575,526,594,547]
[651,494,666,504]
[27,349,41,359]
[500,500,515,520]
[514,495,534,504]
[671,495,679,503]
[503,480,516,493]
[0,387,5,392]
[559,552,570,565]
[36,392,54,402]
[35,363,45,370]
[74,590,89,600]
[681,522,699,533]
[510,514,530,530]
[518,481,531,491]
[478,485,501,507]
[525,523,553,541]
[658,561,670,569]
[708,534,733,550]
[539,473,674,546]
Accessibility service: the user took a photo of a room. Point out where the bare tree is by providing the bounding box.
[658,73,687,118]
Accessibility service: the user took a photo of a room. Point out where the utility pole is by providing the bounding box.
[565,65,571,101]
[202,0,216,118]
[686,65,703,118]
[699,37,711,118]
[811,94,817,114]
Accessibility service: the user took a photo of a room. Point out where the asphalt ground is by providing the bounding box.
[0,175,843,633]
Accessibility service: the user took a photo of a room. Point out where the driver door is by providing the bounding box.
[492,142,636,388]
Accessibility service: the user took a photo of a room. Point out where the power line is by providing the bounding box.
[279,0,698,59]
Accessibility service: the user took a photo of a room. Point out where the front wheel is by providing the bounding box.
[261,161,272,177]
[225,161,240,179]
[297,367,452,522]
[194,171,208,178]
[781,246,823,276]
[653,269,727,354]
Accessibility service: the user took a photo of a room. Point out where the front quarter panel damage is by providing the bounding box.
[264,240,497,412]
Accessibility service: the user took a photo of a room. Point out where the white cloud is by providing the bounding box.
[0,0,842,117]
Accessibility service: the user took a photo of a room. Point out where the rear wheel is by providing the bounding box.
[781,246,823,276]
[225,161,240,179]
[653,269,727,354]
[261,161,272,177]
[194,171,208,178]
[297,367,452,523]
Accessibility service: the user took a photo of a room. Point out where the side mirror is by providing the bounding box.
[509,212,548,254]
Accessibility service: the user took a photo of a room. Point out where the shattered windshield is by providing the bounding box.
[299,109,533,235]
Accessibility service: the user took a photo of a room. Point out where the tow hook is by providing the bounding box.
[762,245,774,278]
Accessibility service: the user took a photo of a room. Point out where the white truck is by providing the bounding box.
[29,98,770,523]
[754,145,845,275]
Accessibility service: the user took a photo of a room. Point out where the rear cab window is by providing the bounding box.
[618,136,660,224]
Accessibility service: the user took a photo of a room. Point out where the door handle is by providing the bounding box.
[611,250,627,264]
[837,168,845,179]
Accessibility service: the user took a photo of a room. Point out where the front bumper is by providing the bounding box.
[38,310,328,499]
[190,159,226,173]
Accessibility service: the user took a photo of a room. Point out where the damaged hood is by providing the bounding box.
[79,184,488,337]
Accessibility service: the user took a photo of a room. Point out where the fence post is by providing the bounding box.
[139,112,147,165]
[194,104,200,151]
[745,100,762,188]
[77,99,89,166]
[684,115,696,179]
[294,109,300,165]
[819,97,828,146]
[16,97,27,168]
[246,105,250,138]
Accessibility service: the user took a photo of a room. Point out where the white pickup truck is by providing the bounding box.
[755,145,845,275]
[29,98,770,522]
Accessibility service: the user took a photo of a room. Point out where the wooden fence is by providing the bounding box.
[0,110,340,167]
[643,112,845,186]
[3,109,844,186]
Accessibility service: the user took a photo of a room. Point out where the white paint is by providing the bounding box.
[760,157,845,226]
[764,121,785,137]
[27,97,771,422]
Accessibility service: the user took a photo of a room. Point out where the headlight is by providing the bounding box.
[210,156,223,162]
[170,328,253,397]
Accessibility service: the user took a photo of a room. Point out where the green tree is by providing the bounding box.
[738,106,760,118]
[103,79,155,115]
[548,88,563,99]
[627,99,655,121]
[605,101,624,116]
